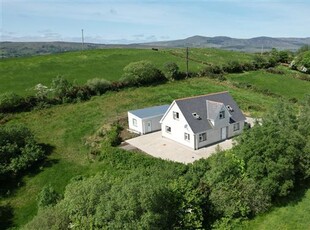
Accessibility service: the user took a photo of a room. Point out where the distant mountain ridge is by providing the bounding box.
[1,36,309,58]
[139,35,310,52]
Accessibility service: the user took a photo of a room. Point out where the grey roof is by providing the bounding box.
[175,91,246,133]
[129,105,170,119]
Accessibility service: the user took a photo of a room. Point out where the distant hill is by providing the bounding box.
[1,36,310,58]
[139,36,310,52]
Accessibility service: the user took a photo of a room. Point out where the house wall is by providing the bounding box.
[161,103,195,149]
[128,112,143,134]
[227,121,245,138]
[196,129,222,149]
[142,115,163,134]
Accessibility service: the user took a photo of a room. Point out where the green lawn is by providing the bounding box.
[239,188,310,230]
[227,70,310,101]
[0,77,277,228]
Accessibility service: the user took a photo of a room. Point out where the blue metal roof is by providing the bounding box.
[129,105,170,119]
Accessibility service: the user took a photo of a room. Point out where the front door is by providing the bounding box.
[146,121,152,133]
[221,127,227,140]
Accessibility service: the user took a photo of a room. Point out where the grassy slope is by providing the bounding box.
[239,189,310,230]
[1,77,277,227]
[227,69,310,101]
[0,48,254,96]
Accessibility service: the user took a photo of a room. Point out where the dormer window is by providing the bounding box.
[219,111,225,119]
[173,111,179,120]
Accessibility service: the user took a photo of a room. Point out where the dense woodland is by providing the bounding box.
[0,46,309,229]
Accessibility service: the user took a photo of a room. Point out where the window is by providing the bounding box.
[173,111,179,120]
[132,118,137,127]
[165,126,171,133]
[233,122,240,131]
[184,133,190,141]
[219,111,225,119]
[199,133,207,142]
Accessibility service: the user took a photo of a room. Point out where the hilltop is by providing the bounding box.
[1,36,309,58]
[141,35,310,52]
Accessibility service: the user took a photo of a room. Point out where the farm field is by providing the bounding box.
[0,48,255,96]
[227,69,310,101]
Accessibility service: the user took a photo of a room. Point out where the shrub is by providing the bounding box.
[50,76,73,102]
[37,184,61,209]
[121,60,167,86]
[86,78,111,95]
[0,124,46,178]
[163,62,180,81]
[0,92,24,113]
[222,61,244,73]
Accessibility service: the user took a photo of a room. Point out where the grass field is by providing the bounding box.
[0,48,255,96]
[239,188,310,230]
[226,69,310,101]
[0,77,278,228]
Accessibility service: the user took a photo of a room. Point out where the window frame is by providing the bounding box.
[173,111,179,120]
[165,126,171,133]
[219,111,225,119]
[199,132,207,142]
[184,132,190,141]
[233,122,240,131]
[132,118,138,127]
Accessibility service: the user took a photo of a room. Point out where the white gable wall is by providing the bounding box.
[161,103,195,149]
[128,112,143,134]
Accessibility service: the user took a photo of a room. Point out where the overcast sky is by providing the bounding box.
[1,0,310,44]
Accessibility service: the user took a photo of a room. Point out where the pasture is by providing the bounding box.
[227,69,310,101]
[0,48,255,96]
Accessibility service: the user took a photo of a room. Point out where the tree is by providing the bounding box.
[0,124,46,178]
[121,60,166,86]
[235,102,307,198]
[163,62,180,81]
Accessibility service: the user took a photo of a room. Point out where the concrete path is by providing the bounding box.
[126,132,234,164]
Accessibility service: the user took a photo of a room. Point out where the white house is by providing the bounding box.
[160,91,246,150]
[128,105,170,135]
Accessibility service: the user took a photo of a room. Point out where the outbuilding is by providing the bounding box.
[128,105,170,135]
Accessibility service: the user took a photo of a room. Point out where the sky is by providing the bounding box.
[1,0,310,44]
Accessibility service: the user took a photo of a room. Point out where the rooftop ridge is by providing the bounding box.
[175,91,229,102]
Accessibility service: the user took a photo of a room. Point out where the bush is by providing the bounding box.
[50,76,73,102]
[163,62,180,81]
[0,124,46,178]
[121,60,167,86]
[0,92,24,113]
[37,184,61,209]
[86,78,111,95]
[222,61,244,73]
